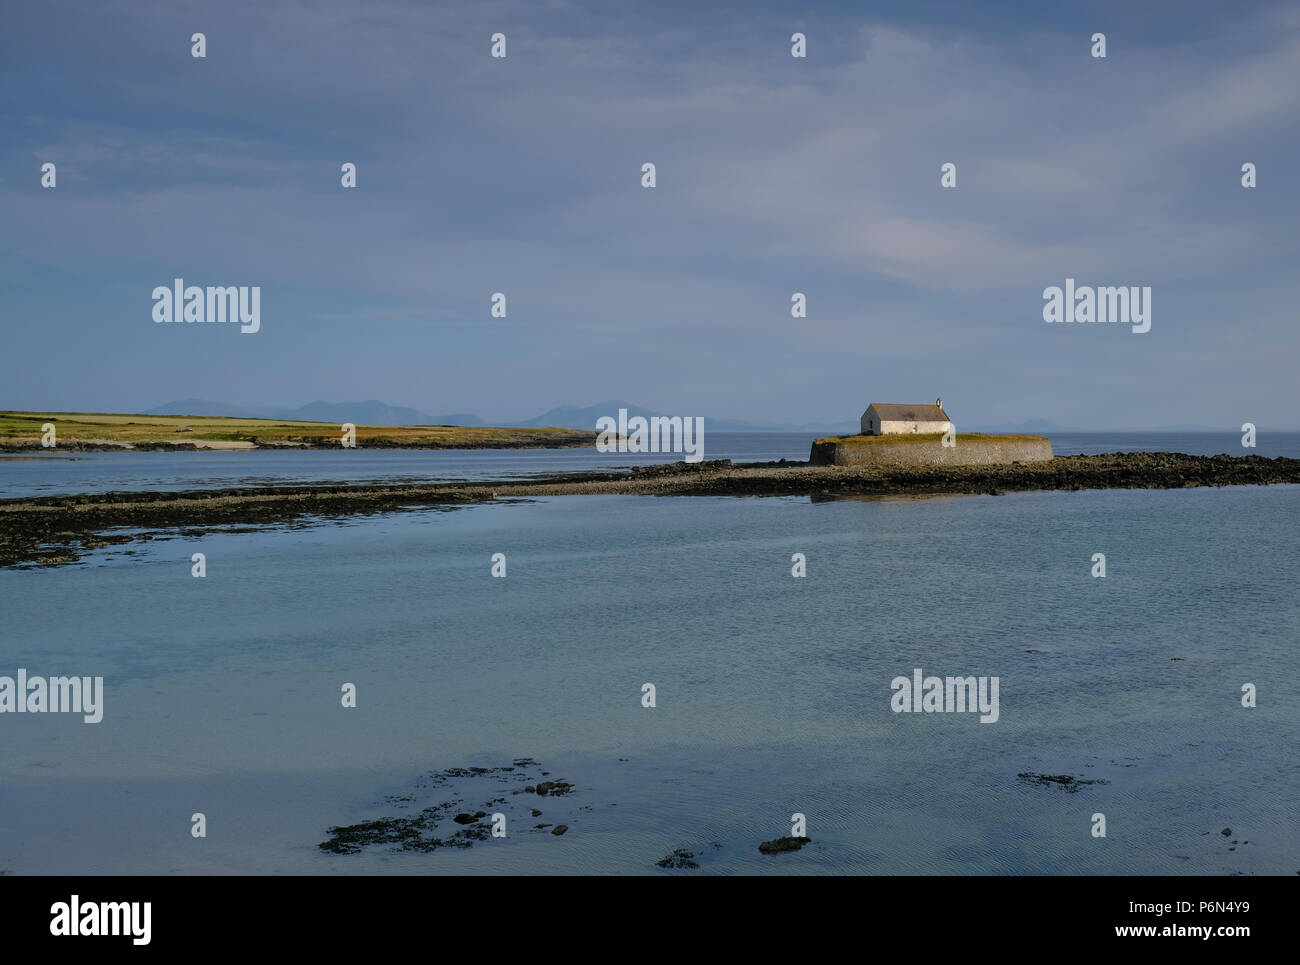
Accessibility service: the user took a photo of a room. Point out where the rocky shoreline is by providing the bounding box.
[2,451,1298,567]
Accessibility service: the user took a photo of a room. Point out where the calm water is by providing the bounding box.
[2,431,1296,500]
[1,464,1297,874]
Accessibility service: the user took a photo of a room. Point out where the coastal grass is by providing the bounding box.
[814,432,1049,446]
[0,410,593,449]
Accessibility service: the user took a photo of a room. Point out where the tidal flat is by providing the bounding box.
[1,486,1296,874]
[3,451,1299,567]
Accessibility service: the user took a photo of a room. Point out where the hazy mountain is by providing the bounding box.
[148,398,285,420]
[148,399,484,426]
[967,420,1245,433]
[156,398,1242,434]
[144,397,862,432]
[422,413,488,426]
[502,401,653,429]
[289,400,446,426]
[965,419,1080,433]
[502,400,856,433]
[1148,423,1237,432]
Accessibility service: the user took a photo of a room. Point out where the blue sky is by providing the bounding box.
[2,0,1297,428]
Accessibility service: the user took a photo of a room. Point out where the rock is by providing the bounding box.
[551,825,568,836]
[535,780,574,796]
[318,757,580,857]
[12,450,1300,569]
[656,849,699,869]
[758,836,811,854]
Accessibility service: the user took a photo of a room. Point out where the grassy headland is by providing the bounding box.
[0,410,596,451]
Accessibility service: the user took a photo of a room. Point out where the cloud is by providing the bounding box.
[1,0,1297,426]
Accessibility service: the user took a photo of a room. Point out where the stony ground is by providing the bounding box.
[2,451,1298,568]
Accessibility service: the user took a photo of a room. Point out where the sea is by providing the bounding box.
[1,432,1296,875]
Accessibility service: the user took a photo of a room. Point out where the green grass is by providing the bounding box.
[815,432,1049,445]
[0,410,593,448]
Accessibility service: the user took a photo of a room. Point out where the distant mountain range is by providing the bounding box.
[147,398,861,433]
[149,399,488,427]
[504,402,859,433]
[146,399,1249,434]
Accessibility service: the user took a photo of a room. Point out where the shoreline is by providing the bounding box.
[0,409,600,452]
[0,437,598,453]
[3,451,1298,568]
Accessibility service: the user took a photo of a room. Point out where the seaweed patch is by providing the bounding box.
[1016,772,1110,793]
[321,759,581,855]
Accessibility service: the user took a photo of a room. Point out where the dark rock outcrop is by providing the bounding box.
[758,836,812,854]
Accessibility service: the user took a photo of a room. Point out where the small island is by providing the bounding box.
[811,400,1053,466]
[2,401,1298,569]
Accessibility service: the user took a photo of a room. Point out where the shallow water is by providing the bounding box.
[2,431,1296,499]
[1,484,1296,874]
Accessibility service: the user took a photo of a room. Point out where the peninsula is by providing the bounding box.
[3,451,1298,568]
[0,411,596,452]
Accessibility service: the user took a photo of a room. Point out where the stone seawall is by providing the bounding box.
[809,435,1053,467]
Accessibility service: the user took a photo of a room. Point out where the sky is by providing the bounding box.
[2,0,1297,429]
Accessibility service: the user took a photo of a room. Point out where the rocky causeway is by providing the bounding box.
[2,450,1298,568]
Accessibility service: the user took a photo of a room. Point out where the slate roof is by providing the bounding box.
[866,403,950,422]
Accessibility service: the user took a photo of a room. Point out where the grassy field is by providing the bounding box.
[814,432,1049,446]
[0,410,596,449]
